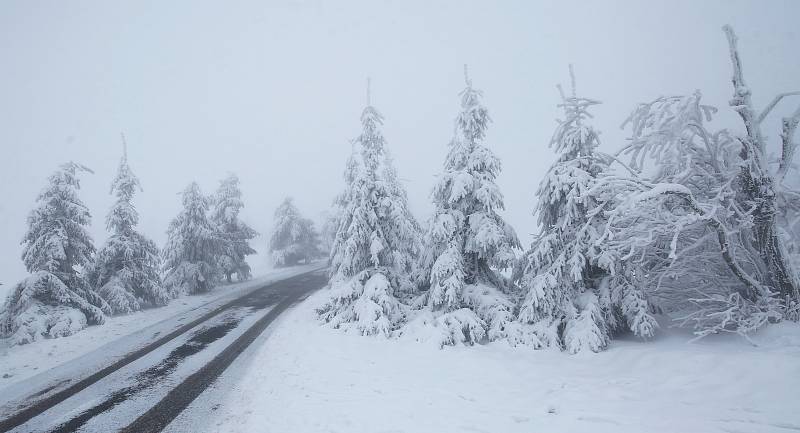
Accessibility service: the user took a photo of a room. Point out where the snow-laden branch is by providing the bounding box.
[599,174,769,301]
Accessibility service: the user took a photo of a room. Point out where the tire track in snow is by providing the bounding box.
[0,268,326,433]
[119,271,326,433]
[48,315,243,433]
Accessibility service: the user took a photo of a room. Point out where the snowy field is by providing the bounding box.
[201,289,800,433]
[0,264,322,394]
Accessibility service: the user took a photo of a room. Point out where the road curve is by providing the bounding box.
[0,268,328,433]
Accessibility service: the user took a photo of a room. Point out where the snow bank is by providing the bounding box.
[208,289,800,433]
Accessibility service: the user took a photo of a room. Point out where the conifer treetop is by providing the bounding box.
[551,65,602,158]
[107,134,143,234]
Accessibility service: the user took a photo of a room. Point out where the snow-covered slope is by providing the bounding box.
[205,289,800,433]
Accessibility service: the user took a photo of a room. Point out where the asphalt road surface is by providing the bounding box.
[0,269,328,433]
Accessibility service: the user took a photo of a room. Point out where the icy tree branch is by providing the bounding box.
[757,91,800,125]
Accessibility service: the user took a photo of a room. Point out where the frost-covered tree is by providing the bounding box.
[162,182,222,295]
[328,144,362,270]
[211,174,258,282]
[0,163,110,344]
[318,82,420,336]
[89,139,166,314]
[513,68,657,353]
[721,26,800,310]
[268,197,320,267]
[594,27,800,339]
[413,68,520,346]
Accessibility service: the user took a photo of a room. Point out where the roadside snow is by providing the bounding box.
[207,289,800,433]
[12,304,276,433]
[0,264,323,394]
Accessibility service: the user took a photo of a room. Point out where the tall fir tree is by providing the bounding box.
[318,81,419,336]
[269,197,320,267]
[514,68,656,353]
[90,136,167,314]
[211,174,258,282]
[328,144,362,272]
[414,67,519,346]
[1,163,110,344]
[162,182,221,295]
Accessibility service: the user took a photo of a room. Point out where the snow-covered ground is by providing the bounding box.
[0,264,322,394]
[201,289,800,433]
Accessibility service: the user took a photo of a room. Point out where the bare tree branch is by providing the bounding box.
[723,25,765,156]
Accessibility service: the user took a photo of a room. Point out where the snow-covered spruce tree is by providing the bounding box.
[162,182,222,295]
[268,197,320,267]
[0,163,110,344]
[89,139,166,314]
[328,143,362,271]
[513,68,656,353]
[594,27,800,339]
[411,67,520,346]
[318,83,419,336]
[211,174,258,283]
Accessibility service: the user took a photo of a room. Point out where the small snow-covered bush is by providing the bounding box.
[677,293,783,341]
[6,302,89,345]
[1,271,105,344]
[42,305,88,339]
[401,308,486,348]
[462,284,515,341]
[563,294,608,354]
[318,271,404,336]
[504,319,560,349]
[400,284,515,348]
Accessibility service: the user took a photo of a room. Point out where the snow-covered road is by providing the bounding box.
[0,266,327,433]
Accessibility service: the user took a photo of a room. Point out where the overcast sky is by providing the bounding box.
[1,0,798,290]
